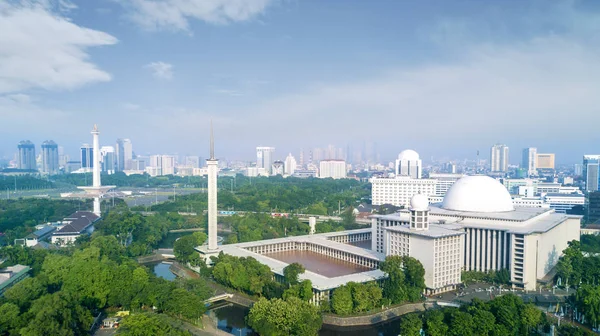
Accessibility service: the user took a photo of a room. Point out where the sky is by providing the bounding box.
[1,0,600,164]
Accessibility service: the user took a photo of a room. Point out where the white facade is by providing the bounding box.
[256,147,275,174]
[371,176,437,207]
[284,153,297,176]
[272,161,284,176]
[429,173,464,196]
[395,150,422,178]
[522,147,537,176]
[513,197,548,208]
[372,175,580,290]
[149,155,176,176]
[319,160,346,179]
[543,193,585,213]
[491,144,509,172]
[246,167,268,177]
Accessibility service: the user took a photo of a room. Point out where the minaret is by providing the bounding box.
[409,194,429,231]
[207,121,219,250]
[78,124,115,217]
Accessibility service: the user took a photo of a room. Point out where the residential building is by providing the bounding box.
[319,160,346,179]
[0,265,30,296]
[17,140,36,170]
[41,140,59,174]
[371,176,437,207]
[256,147,275,175]
[372,175,580,290]
[429,173,464,196]
[522,147,537,176]
[491,144,509,172]
[284,153,297,176]
[148,155,176,176]
[583,155,600,191]
[395,150,422,178]
[115,138,133,171]
[537,153,555,169]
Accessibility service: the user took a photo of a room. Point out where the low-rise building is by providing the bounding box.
[51,211,99,246]
[14,225,56,247]
[0,265,30,296]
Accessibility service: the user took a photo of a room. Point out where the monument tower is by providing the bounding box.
[207,121,218,250]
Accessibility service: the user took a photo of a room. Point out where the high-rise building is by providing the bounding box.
[256,147,275,175]
[58,146,68,168]
[17,140,36,170]
[536,153,555,169]
[272,161,284,176]
[395,150,422,178]
[521,147,537,176]
[185,156,201,168]
[148,155,176,176]
[80,143,93,170]
[583,155,600,192]
[491,144,509,172]
[116,139,133,171]
[371,176,437,207]
[41,140,59,174]
[284,153,297,176]
[319,160,347,179]
[100,146,116,174]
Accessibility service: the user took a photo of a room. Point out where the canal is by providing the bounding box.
[150,262,404,335]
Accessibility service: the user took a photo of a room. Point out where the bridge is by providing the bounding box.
[137,248,175,263]
[204,293,233,304]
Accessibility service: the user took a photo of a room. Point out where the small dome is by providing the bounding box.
[398,149,420,161]
[410,194,429,211]
[442,175,514,213]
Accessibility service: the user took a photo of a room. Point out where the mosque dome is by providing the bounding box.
[442,175,514,213]
[410,194,429,211]
[398,149,420,161]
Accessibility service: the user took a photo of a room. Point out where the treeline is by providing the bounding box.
[52,172,206,188]
[581,234,600,253]
[0,237,212,335]
[398,295,551,336]
[0,175,54,190]
[461,269,510,285]
[0,198,92,243]
[147,175,369,215]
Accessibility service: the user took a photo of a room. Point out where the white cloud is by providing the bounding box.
[0,1,117,94]
[124,0,276,31]
[145,62,174,80]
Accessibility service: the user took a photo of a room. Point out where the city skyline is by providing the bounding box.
[2,1,600,163]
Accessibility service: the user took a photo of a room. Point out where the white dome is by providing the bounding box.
[410,194,429,211]
[442,175,514,213]
[398,149,420,161]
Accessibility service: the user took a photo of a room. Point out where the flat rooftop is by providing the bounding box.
[265,250,372,277]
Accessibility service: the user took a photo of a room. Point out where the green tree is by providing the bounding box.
[423,310,448,336]
[399,313,422,336]
[118,313,191,336]
[448,311,475,336]
[247,297,322,336]
[283,263,305,286]
[472,309,496,336]
[3,277,46,310]
[173,234,200,264]
[331,285,353,315]
[341,206,356,226]
[0,303,20,334]
[521,303,542,333]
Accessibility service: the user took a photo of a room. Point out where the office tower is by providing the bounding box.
[17,140,36,170]
[490,144,509,172]
[583,155,600,191]
[522,147,537,176]
[40,140,59,174]
[319,160,346,179]
[116,138,133,171]
[536,153,555,169]
[149,155,176,176]
[588,192,600,224]
[100,146,116,174]
[185,156,201,168]
[256,147,275,174]
[272,160,284,176]
[395,149,422,178]
[284,153,297,175]
[80,143,93,170]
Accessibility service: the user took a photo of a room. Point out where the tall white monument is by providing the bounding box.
[207,122,218,250]
[77,124,115,216]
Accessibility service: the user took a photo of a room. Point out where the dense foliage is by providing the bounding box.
[379,255,426,304]
[173,232,207,264]
[117,313,192,336]
[0,198,91,242]
[247,297,322,336]
[399,295,546,336]
[461,269,511,285]
[581,234,600,253]
[52,172,206,188]
[211,253,277,297]
[0,175,54,190]
[0,238,212,335]
[147,175,369,215]
[330,281,383,315]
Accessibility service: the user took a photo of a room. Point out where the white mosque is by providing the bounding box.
[197,141,580,301]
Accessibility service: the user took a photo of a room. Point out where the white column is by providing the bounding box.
[505,232,511,270]
[93,197,101,217]
[470,228,476,271]
[92,126,101,188]
[481,229,487,272]
[465,229,471,271]
[491,230,497,270]
[207,159,218,250]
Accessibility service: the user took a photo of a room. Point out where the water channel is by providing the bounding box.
[150,261,404,335]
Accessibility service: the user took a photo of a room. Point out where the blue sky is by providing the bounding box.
[1,0,599,164]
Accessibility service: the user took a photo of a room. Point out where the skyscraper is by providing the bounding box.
[17,140,36,170]
[149,155,176,176]
[256,147,275,175]
[583,155,600,192]
[284,153,297,176]
[100,146,116,173]
[522,147,537,176]
[319,160,347,179]
[490,144,509,172]
[41,140,59,174]
[80,143,93,170]
[116,138,133,171]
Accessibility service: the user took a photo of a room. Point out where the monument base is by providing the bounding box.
[196,245,221,266]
